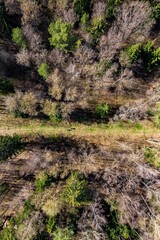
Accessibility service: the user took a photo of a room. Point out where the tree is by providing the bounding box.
[48,19,77,52]
[12,27,27,48]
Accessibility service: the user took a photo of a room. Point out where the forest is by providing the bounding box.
[0,0,160,239]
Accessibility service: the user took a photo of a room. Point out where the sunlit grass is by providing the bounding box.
[0,115,159,147]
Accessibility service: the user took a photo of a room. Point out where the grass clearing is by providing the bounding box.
[0,115,159,148]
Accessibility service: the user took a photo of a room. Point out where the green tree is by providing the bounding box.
[48,19,78,52]
[61,171,90,207]
[38,63,50,79]
[95,103,109,119]
[53,227,74,240]
[12,27,27,49]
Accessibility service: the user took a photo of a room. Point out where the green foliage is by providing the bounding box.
[90,17,106,43]
[144,147,160,169]
[35,172,54,192]
[38,63,50,79]
[48,19,78,52]
[152,3,160,20]
[46,217,56,235]
[74,0,92,19]
[0,78,14,95]
[61,171,90,207]
[95,103,109,119]
[0,135,24,162]
[106,0,123,20]
[81,13,89,30]
[125,41,160,72]
[53,227,74,240]
[126,43,142,64]
[12,27,27,49]
[106,209,139,240]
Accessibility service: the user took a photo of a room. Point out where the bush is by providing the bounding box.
[12,27,27,49]
[42,100,62,122]
[152,3,160,20]
[95,103,109,119]
[74,0,92,19]
[0,135,24,162]
[48,19,78,52]
[90,16,106,43]
[106,0,123,20]
[38,63,50,79]
[42,198,62,217]
[126,43,142,64]
[35,172,54,192]
[61,171,90,208]
[144,147,160,169]
[0,78,14,94]
[106,209,139,240]
[125,41,160,72]
[53,227,74,240]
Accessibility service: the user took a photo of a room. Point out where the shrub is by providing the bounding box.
[152,3,160,20]
[35,172,53,192]
[42,198,62,217]
[37,63,50,79]
[18,91,38,117]
[95,103,109,119]
[53,227,74,240]
[144,147,160,169]
[42,100,62,122]
[61,171,90,208]
[90,16,106,43]
[46,217,56,234]
[125,41,160,72]
[48,19,78,52]
[12,27,27,49]
[0,135,24,162]
[0,78,14,94]
[97,60,112,77]
[81,13,89,30]
[126,43,142,64]
[106,0,123,20]
[74,0,92,19]
[106,209,139,240]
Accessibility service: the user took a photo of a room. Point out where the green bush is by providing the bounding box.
[38,63,50,79]
[90,17,106,43]
[95,103,109,119]
[0,135,24,162]
[48,19,78,52]
[106,209,139,240]
[46,217,56,235]
[81,13,90,30]
[144,147,160,169]
[12,27,27,49]
[0,78,14,95]
[126,43,142,64]
[125,41,160,72]
[106,0,123,20]
[74,0,92,19]
[53,227,74,240]
[35,172,54,192]
[61,171,90,208]
[152,3,160,20]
